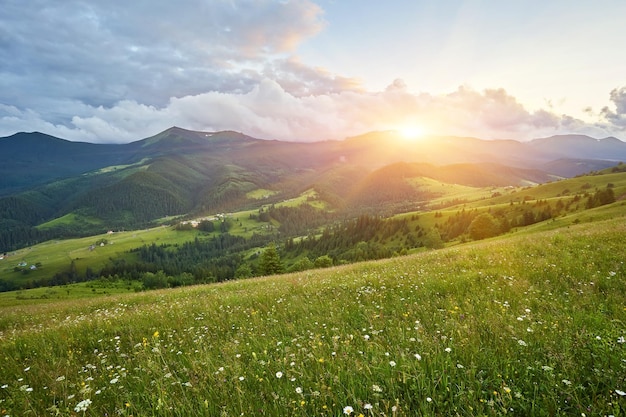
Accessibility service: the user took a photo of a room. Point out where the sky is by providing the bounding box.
[1,0,626,143]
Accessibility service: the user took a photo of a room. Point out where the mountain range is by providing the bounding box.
[1,127,625,251]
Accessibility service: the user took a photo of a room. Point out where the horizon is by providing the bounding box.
[3,126,625,146]
[1,1,626,144]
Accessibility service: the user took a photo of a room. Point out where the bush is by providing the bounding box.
[468,213,500,240]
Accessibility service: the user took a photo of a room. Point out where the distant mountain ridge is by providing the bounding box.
[1,127,625,251]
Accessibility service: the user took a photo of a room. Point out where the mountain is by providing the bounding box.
[0,132,134,195]
[529,135,626,160]
[1,127,625,251]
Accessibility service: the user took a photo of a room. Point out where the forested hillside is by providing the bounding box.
[1,127,626,252]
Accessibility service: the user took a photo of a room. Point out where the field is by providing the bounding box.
[1,216,625,416]
[1,227,202,285]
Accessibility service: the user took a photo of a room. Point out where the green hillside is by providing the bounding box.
[3,128,626,253]
[0,212,624,416]
[2,167,625,293]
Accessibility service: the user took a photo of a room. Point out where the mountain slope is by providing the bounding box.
[1,127,625,251]
[0,132,137,195]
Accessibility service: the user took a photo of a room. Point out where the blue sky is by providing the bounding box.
[1,0,625,143]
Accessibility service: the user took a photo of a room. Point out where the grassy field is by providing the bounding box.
[1,227,202,285]
[0,215,624,416]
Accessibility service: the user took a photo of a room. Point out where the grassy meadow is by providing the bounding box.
[1,227,202,286]
[1,216,625,416]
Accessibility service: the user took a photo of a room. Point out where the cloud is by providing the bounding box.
[263,57,364,96]
[600,87,626,129]
[2,79,620,144]
[0,0,325,118]
[2,1,623,143]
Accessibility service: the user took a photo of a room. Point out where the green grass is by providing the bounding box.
[408,177,502,206]
[1,217,624,416]
[1,227,201,286]
[246,188,279,200]
[0,280,139,306]
[35,213,104,231]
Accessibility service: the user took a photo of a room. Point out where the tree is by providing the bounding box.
[258,243,283,276]
[289,257,314,272]
[314,255,333,268]
[422,228,444,249]
[235,263,253,278]
[468,213,499,240]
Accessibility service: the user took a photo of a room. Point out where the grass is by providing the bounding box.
[0,217,624,416]
[0,280,139,306]
[1,227,201,285]
[246,188,279,200]
[35,213,104,231]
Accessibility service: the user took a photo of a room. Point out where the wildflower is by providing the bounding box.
[372,384,383,393]
[238,376,245,381]
[414,354,422,360]
[295,387,303,394]
[343,405,354,415]
[275,371,283,379]
[153,331,159,338]
[364,334,370,340]
[444,347,452,353]
[503,386,511,394]
[617,336,625,344]
[392,406,398,412]
[615,389,626,396]
[110,378,119,384]
[1,385,7,389]
[364,403,373,410]
[74,399,92,413]
[456,363,464,369]
[389,361,396,367]
[426,397,432,402]
[518,340,527,346]
[562,379,572,386]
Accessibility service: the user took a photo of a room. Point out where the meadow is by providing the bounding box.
[0,216,625,416]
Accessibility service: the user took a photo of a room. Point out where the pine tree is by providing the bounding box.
[259,243,283,276]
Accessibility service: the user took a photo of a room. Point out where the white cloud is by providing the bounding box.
[0,0,325,116]
[600,87,626,129]
[1,1,624,143]
[3,80,622,143]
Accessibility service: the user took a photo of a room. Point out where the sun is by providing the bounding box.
[397,124,425,140]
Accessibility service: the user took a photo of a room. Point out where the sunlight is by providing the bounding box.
[398,124,425,141]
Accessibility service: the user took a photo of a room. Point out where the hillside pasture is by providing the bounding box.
[0,217,624,416]
[0,227,201,288]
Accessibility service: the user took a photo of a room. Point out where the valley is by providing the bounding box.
[0,128,625,416]
[1,158,625,297]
